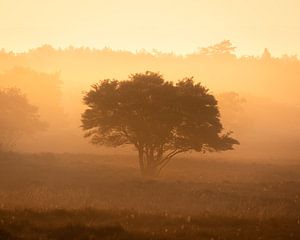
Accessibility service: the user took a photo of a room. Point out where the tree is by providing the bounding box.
[261,48,272,61]
[81,71,239,176]
[0,88,47,152]
[0,67,65,128]
[217,92,247,129]
[199,40,236,56]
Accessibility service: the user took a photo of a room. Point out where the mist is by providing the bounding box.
[0,42,299,161]
[2,0,300,238]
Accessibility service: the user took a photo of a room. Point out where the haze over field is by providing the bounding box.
[1,1,300,239]
[0,1,299,161]
[0,44,299,161]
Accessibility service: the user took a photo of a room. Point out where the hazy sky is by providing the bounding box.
[1,0,300,56]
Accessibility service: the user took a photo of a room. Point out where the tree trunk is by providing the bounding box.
[138,148,145,175]
[137,146,183,178]
[138,147,159,177]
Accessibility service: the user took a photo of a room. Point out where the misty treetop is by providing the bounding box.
[0,88,47,152]
[81,71,239,176]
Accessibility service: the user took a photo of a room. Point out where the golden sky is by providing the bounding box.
[1,0,300,56]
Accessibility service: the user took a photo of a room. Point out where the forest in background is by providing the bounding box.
[0,41,299,161]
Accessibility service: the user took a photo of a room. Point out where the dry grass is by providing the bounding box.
[0,208,299,240]
[0,152,300,239]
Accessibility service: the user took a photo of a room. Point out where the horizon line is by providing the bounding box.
[1,43,299,59]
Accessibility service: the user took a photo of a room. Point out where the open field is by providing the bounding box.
[0,209,299,240]
[0,152,300,239]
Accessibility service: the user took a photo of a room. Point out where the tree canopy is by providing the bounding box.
[0,88,47,152]
[82,71,239,176]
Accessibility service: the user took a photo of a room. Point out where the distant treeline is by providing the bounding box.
[1,40,299,102]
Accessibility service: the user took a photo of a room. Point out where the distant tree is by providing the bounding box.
[0,67,64,125]
[81,72,239,176]
[0,88,47,152]
[261,48,272,60]
[217,92,246,129]
[199,40,236,56]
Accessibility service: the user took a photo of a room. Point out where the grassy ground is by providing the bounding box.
[0,152,300,239]
[0,208,299,240]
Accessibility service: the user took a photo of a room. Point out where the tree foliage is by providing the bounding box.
[0,88,47,151]
[82,71,239,176]
[199,40,236,56]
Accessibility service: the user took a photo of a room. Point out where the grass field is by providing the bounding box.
[0,208,299,240]
[0,152,299,239]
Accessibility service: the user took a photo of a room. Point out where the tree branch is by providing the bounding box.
[153,148,187,173]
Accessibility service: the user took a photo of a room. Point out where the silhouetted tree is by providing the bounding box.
[0,88,47,152]
[81,71,239,176]
[199,40,236,56]
[261,48,272,60]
